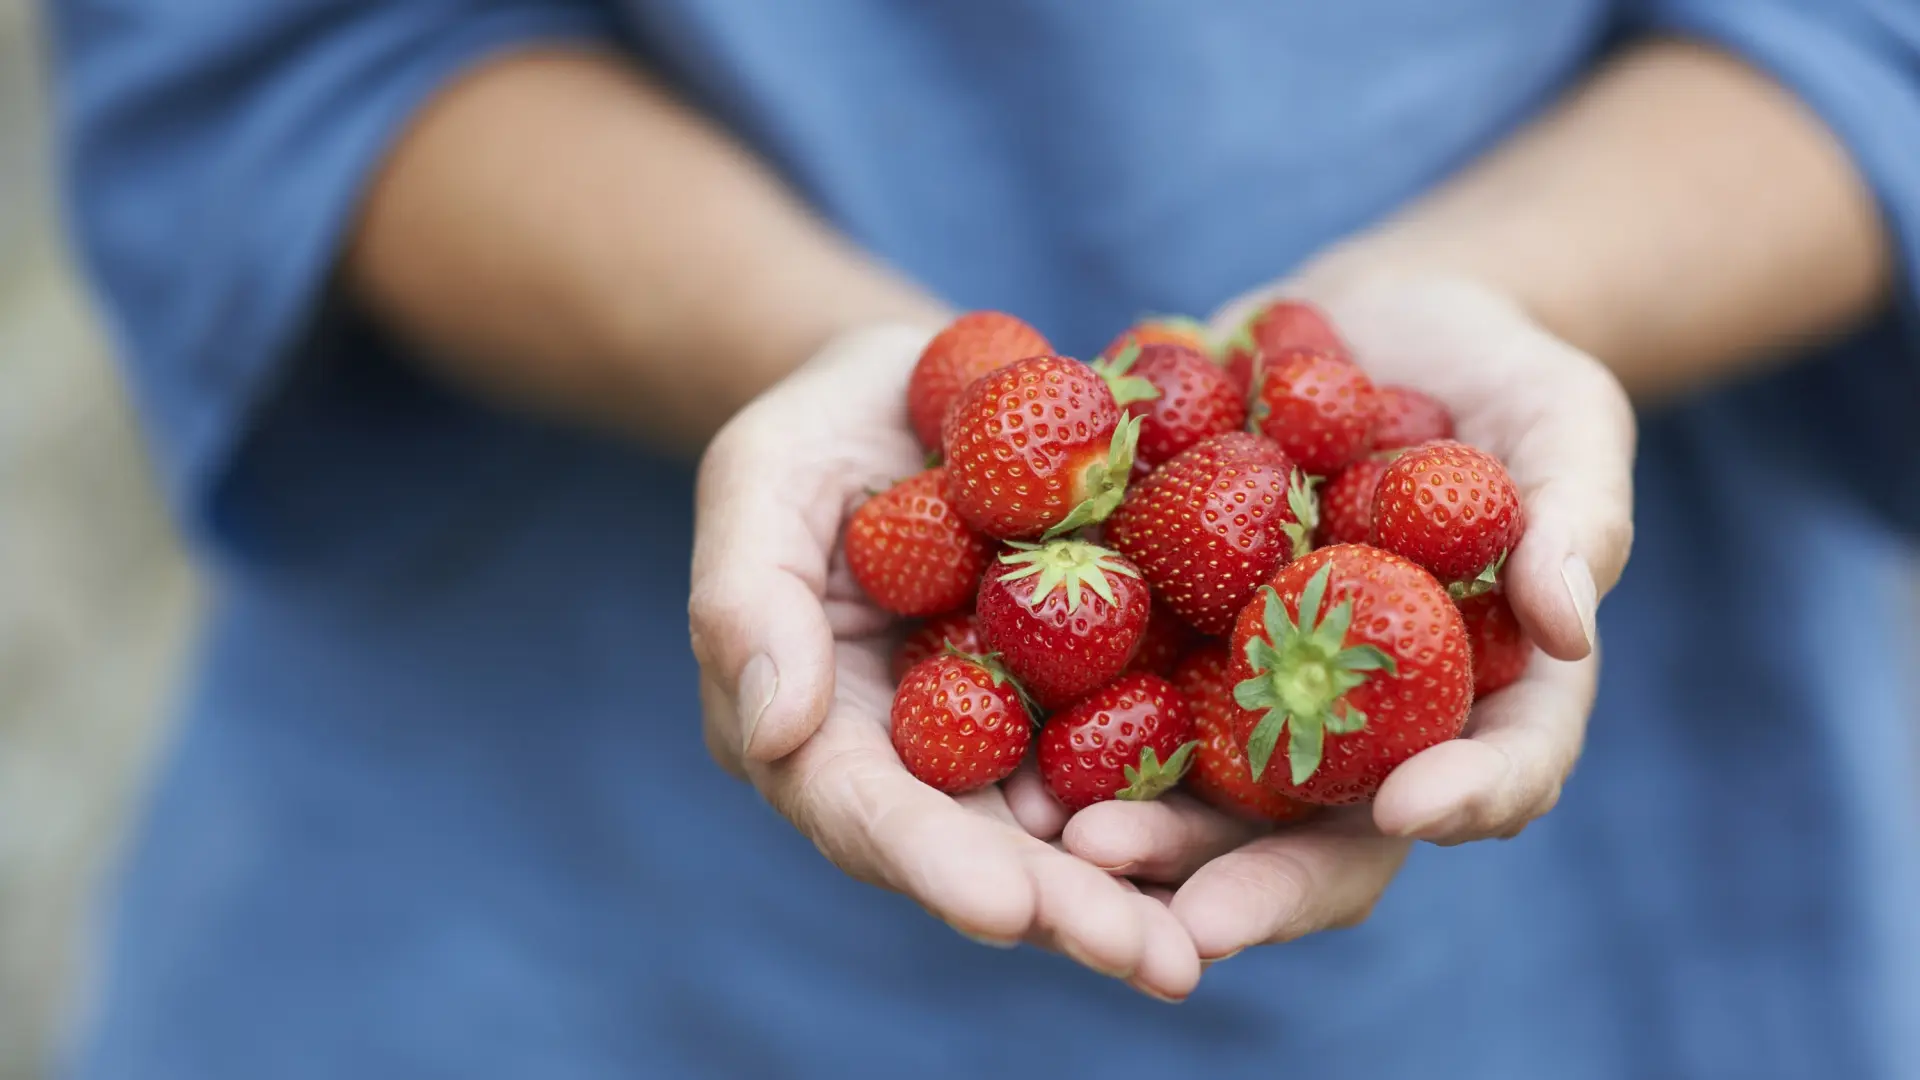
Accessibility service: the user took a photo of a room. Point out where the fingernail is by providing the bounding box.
[1129,981,1186,1004]
[949,923,1020,949]
[1062,939,1134,979]
[737,653,778,757]
[1560,555,1597,652]
[1094,860,1137,876]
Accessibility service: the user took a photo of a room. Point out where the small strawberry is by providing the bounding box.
[1125,605,1194,677]
[844,468,992,617]
[1250,347,1380,477]
[1092,343,1247,470]
[1370,385,1456,451]
[1105,432,1316,636]
[891,650,1034,794]
[1038,672,1196,812]
[1229,546,1472,804]
[1171,646,1317,823]
[1369,440,1524,592]
[906,311,1054,452]
[1099,316,1214,361]
[1316,455,1394,547]
[891,610,984,683]
[1223,300,1350,393]
[1458,590,1529,697]
[944,355,1141,541]
[975,538,1150,710]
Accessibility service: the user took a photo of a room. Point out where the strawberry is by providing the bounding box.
[844,468,992,616]
[1369,440,1524,592]
[1229,545,1472,804]
[1092,343,1246,470]
[1037,672,1196,812]
[1105,432,1316,636]
[1369,385,1455,450]
[891,650,1034,794]
[943,355,1141,541]
[1223,300,1350,393]
[1125,605,1194,677]
[1171,646,1317,823]
[1099,316,1213,361]
[1250,347,1380,477]
[891,610,983,683]
[1316,455,1393,547]
[975,538,1150,710]
[1458,590,1529,697]
[906,311,1053,452]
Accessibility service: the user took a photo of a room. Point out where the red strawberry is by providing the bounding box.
[1125,605,1194,677]
[1370,440,1524,591]
[1229,545,1472,804]
[1093,343,1247,470]
[844,468,992,616]
[1105,432,1316,636]
[891,610,984,683]
[1458,591,1529,697]
[1037,672,1196,812]
[1099,316,1214,362]
[944,355,1140,541]
[1250,347,1381,476]
[906,311,1053,451]
[1370,385,1456,450]
[1317,456,1393,547]
[975,538,1150,710]
[891,651,1034,794]
[1223,300,1350,393]
[1171,646,1317,823]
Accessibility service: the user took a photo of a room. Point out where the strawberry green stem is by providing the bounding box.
[1043,414,1142,540]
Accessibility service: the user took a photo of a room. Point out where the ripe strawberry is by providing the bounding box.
[1038,672,1196,812]
[1105,432,1316,636]
[891,651,1034,794]
[844,468,992,616]
[944,355,1140,541]
[975,538,1150,710]
[1370,440,1524,591]
[1370,385,1455,451]
[891,610,983,683]
[1250,347,1381,477]
[1229,545,1472,804]
[907,311,1053,451]
[1092,343,1247,470]
[1317,455,1393,547]
[1100,316,1213,361]
[1458,591,1529,697]
[1125,605,1194,677]
[1223,300,1350,393]
[1170,646,1317,823]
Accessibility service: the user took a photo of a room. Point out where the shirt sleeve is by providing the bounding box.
[47,0,622,520]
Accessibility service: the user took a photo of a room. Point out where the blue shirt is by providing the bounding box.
[48,1,1920,1077]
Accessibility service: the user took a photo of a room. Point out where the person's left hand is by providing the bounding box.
[1057,269,1636,961]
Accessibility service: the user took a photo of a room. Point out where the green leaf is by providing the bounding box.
[1091,343,1161,407]
[1297,561,1333,636]
[1234,669,1284,712]
[1285,471,1320,559]
[1325,704,1367,736]
[1447,550,1508,600]
[994,538,1136,615]
[1116,740,1199,801]
[1332,644,1397,674]
[1245,710,1285,781]
[1287,715,1326,786]
[1257,586,1297,650]
[1314,595,1354,654]
[1039,416,1140,540]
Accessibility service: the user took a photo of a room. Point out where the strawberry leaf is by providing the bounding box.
[1243,710,1286,781]
[1090,343,1161,407]
[1042,414,1142,539]
[1116,740,1198,801]
[1447,551,1508,600]
[996,538,1138,615]
[1287,715,1325,787]
[1280,472,1321,559]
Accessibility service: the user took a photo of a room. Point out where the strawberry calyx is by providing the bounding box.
[1233,563,1397,786]
[1279,471,1321,560]
[997,539,1140,615]
[1089,344,1162,407]
[1116,740,1199,801]
[1446,551,1507,601]
[1042,414,1143,539]
[943,642,1040,722]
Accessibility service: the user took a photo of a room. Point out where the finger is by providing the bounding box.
[1018,839,1151,979]
[1061,794,1266,882]
[700,675,748,780]
[1372,649,1596,843]
[1126,893,1203,1002]
[1002,760,1070,840]
[1170,812,1409,959]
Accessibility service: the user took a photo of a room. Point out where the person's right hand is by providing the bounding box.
[689,324,1204,1001]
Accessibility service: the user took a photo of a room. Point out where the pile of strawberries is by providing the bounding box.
[846,304,1531,820]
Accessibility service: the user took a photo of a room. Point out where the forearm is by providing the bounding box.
[346,49,946,448]
[1311,39,1893,400]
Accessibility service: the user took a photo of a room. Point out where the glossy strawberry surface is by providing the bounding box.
[1038,673,1195,812]
[906,311,1052,450]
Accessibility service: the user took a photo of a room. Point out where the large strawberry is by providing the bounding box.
[944,355,1141,541]
[1250,347,1380,476]
[1171,646,1317,823]
[975,538,1150,709]
[845,467,992,616]
[1223,300,1350,393]
[891,650,1033,794]
[1316,455,1393,547]
[1370,440,1524,592]
[907,311,1053,451]
[1458,590,1529,697]
[1369,385,1455,450]
[890,610,983,683]
[1038,672,1196,812]
[1125,605,1194,677]
[1092,343,1246,471]
[1099,316,1213,362]
[1105,432,1315,636]
[1229,545,1472,804]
